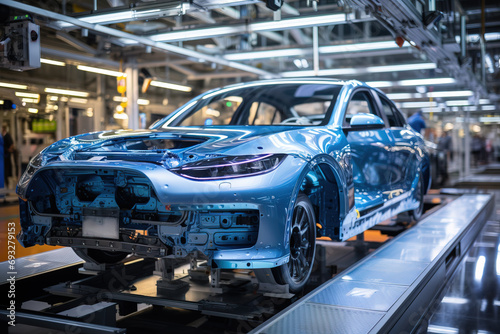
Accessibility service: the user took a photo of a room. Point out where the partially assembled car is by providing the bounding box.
[17,79,430,292]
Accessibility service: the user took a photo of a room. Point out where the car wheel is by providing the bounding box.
[410,172,425,221]
[73,248,129,265]
[272,193,316,293]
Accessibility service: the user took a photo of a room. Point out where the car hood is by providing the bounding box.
[45,125,344,167]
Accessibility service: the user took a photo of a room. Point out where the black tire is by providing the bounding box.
[272,193,316,293]
[73,248,129,265]
[410,172,425,221]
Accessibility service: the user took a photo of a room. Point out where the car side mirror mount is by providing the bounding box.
[344,113,386,132]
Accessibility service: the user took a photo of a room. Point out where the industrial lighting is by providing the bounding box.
[481,105,496,111]
[399,78,456,86]
[366,81,393,88]
[319,40,407,53]
[224,40,408,61]
[77,65,125,77]
[21,98,39,103]
[0,82,28,90]
[479,116,500,123]
[69,97,88,104]
[0,100,3,105]
[28,108,38,113]
[44,88,89,97]
[113,96,128,102]
[282,63,436,77]
[58,3,189,28]
[386,93,421,100]
[225,48,306,61]
[367,78,456,88]
[386,90,474,100]
[150,80,192,92]
[49,96,59,102]
[40,58,66,66]
[138,99,150,105]
[400,101,438,108]
[15,92,40,99]
[151,14,346,42]
[446,99,491,107]
[428,90,473,98]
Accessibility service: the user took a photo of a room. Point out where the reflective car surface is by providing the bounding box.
[17,79,430,292]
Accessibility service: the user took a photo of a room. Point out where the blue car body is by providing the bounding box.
[17,78,429,284]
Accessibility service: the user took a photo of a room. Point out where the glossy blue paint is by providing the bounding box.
[16,78,430,271]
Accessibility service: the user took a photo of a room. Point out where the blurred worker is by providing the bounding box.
[471,134,483,167]
[437,131,452,186]
[2,125,14,188]
[408,110,426,135]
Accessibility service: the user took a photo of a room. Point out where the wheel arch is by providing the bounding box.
[297,156,351,241]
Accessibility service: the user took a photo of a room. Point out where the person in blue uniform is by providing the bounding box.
[408,110,427,135]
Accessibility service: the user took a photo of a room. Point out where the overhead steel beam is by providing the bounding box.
[1,0,277,78]
[41,47,120,67]
[55,31,98,55]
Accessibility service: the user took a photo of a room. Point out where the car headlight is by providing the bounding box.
[170,154,286,180]
[16,152,47,199]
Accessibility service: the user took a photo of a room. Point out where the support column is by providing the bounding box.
[464,108,471,177]
[94,74,105,132]
[313,26,319,76]
[125,63,139,130]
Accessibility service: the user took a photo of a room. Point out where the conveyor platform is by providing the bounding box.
[0,193,495,333]
[251,194,494,334]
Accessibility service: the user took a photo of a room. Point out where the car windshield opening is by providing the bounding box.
[161,82,343,127]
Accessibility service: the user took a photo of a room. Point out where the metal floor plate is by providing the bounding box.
[262,303,385,334]
[252,194,493,334]
[0,248,83,283]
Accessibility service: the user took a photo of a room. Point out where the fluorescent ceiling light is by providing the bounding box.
[69,97,88,104]
[445,100,469,106]
[467,32,500,42]
[446,99,490,107]
[282,63,436,77]
[40,58,66,66]
[223,40,408,61]
[386,90,474,100]
[138,99,150,105]
[481,105,496,111]
[49,96,59,101]
[150,80,192,92]
[319,40,407,53]
[400,101,438,108]
[45,88,89,97]
[251,14,345,31]
[15,92,40,99]
[367,78,455,88]
[28,108,38,113]
[399,78,456,86]
[480,116,500,122]
[113,96,127,102]
[0,100,3,104]
[224,48,306,61]
[58,4,189,28]
[151,14,346,42]
[386,93,421,99]
[22,98,39,103]
[428,90,473,98]
[366,81,393,88]
[77,65,125,77]
[0,82,27,89]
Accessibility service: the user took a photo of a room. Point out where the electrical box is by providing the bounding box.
[0,16,41,71]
